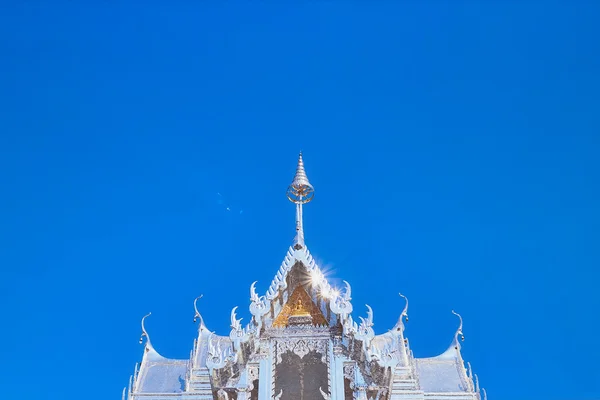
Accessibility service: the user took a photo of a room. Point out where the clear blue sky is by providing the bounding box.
[1,2,599,399]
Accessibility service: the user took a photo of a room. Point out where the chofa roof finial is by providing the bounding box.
[392,293,409,333]
[400,293,409,323]
[451,310,464,347]
[139,312,152,347]
[287,152,314,249]
[193,295,206,330]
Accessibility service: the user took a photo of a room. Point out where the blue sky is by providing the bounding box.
[1,2,599,399]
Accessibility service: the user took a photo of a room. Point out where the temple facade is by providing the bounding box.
[124,154,486,400]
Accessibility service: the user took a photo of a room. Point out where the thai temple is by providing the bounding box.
[123,154,486,400]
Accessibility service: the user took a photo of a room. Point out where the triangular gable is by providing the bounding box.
[273,285,328,328]
[250,245,345,330]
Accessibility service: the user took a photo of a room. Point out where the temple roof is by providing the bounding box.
[416,357,468,392]
[414,312,472,393]
[136,346,187,394]
[134,314,189,394]
[415,341,470,393]
[125,153,484,399]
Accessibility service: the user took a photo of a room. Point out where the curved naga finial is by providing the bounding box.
[229,306,251,349]
[273,389,283,400]
[392,293,409,332]
[139,312,152,346]
[400,293,409,322]
[249,281,269,320]
[193,295,206,329]
[361,305,374,327]
[319,387,331,400]
[230,306,242,330]
[331,280,353,321]
[451,310,464,346]
[355,305,376,353]
[250,281,260,303]
[357,305,374,334]
[343,280,352,300]
[481,388,487,400]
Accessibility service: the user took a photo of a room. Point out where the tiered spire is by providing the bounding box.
[286,152,314,249]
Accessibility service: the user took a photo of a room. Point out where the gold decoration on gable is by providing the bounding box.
[272,286,328,328]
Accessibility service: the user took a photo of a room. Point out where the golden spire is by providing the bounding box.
[287,152,314,248]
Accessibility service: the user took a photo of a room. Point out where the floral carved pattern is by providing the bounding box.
[275,339,328,364]
[343,363,355,381]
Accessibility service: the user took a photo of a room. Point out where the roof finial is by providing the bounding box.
[399,293,409,323]
[451,310,465,348]
[286,152,314,249]
[139,312,152,347]
[193,295,206,330]
[393,293,409,332]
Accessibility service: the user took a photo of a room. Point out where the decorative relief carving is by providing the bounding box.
[248,366,259,382]
[332,336,345,356]
[249,339,270,362]
[206,334,237,370]
[236,385,253,393]
[343,363,355,381]
[319,386,331,400]
[266,325,330,338]
[275,338,328,364]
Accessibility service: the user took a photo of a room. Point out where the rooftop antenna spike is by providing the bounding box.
[451,310,465,347]
[139,312,152,347]
[193,295,206,330]
[286,152,314,249]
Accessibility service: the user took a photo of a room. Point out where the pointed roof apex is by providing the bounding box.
[287,152,314,204]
